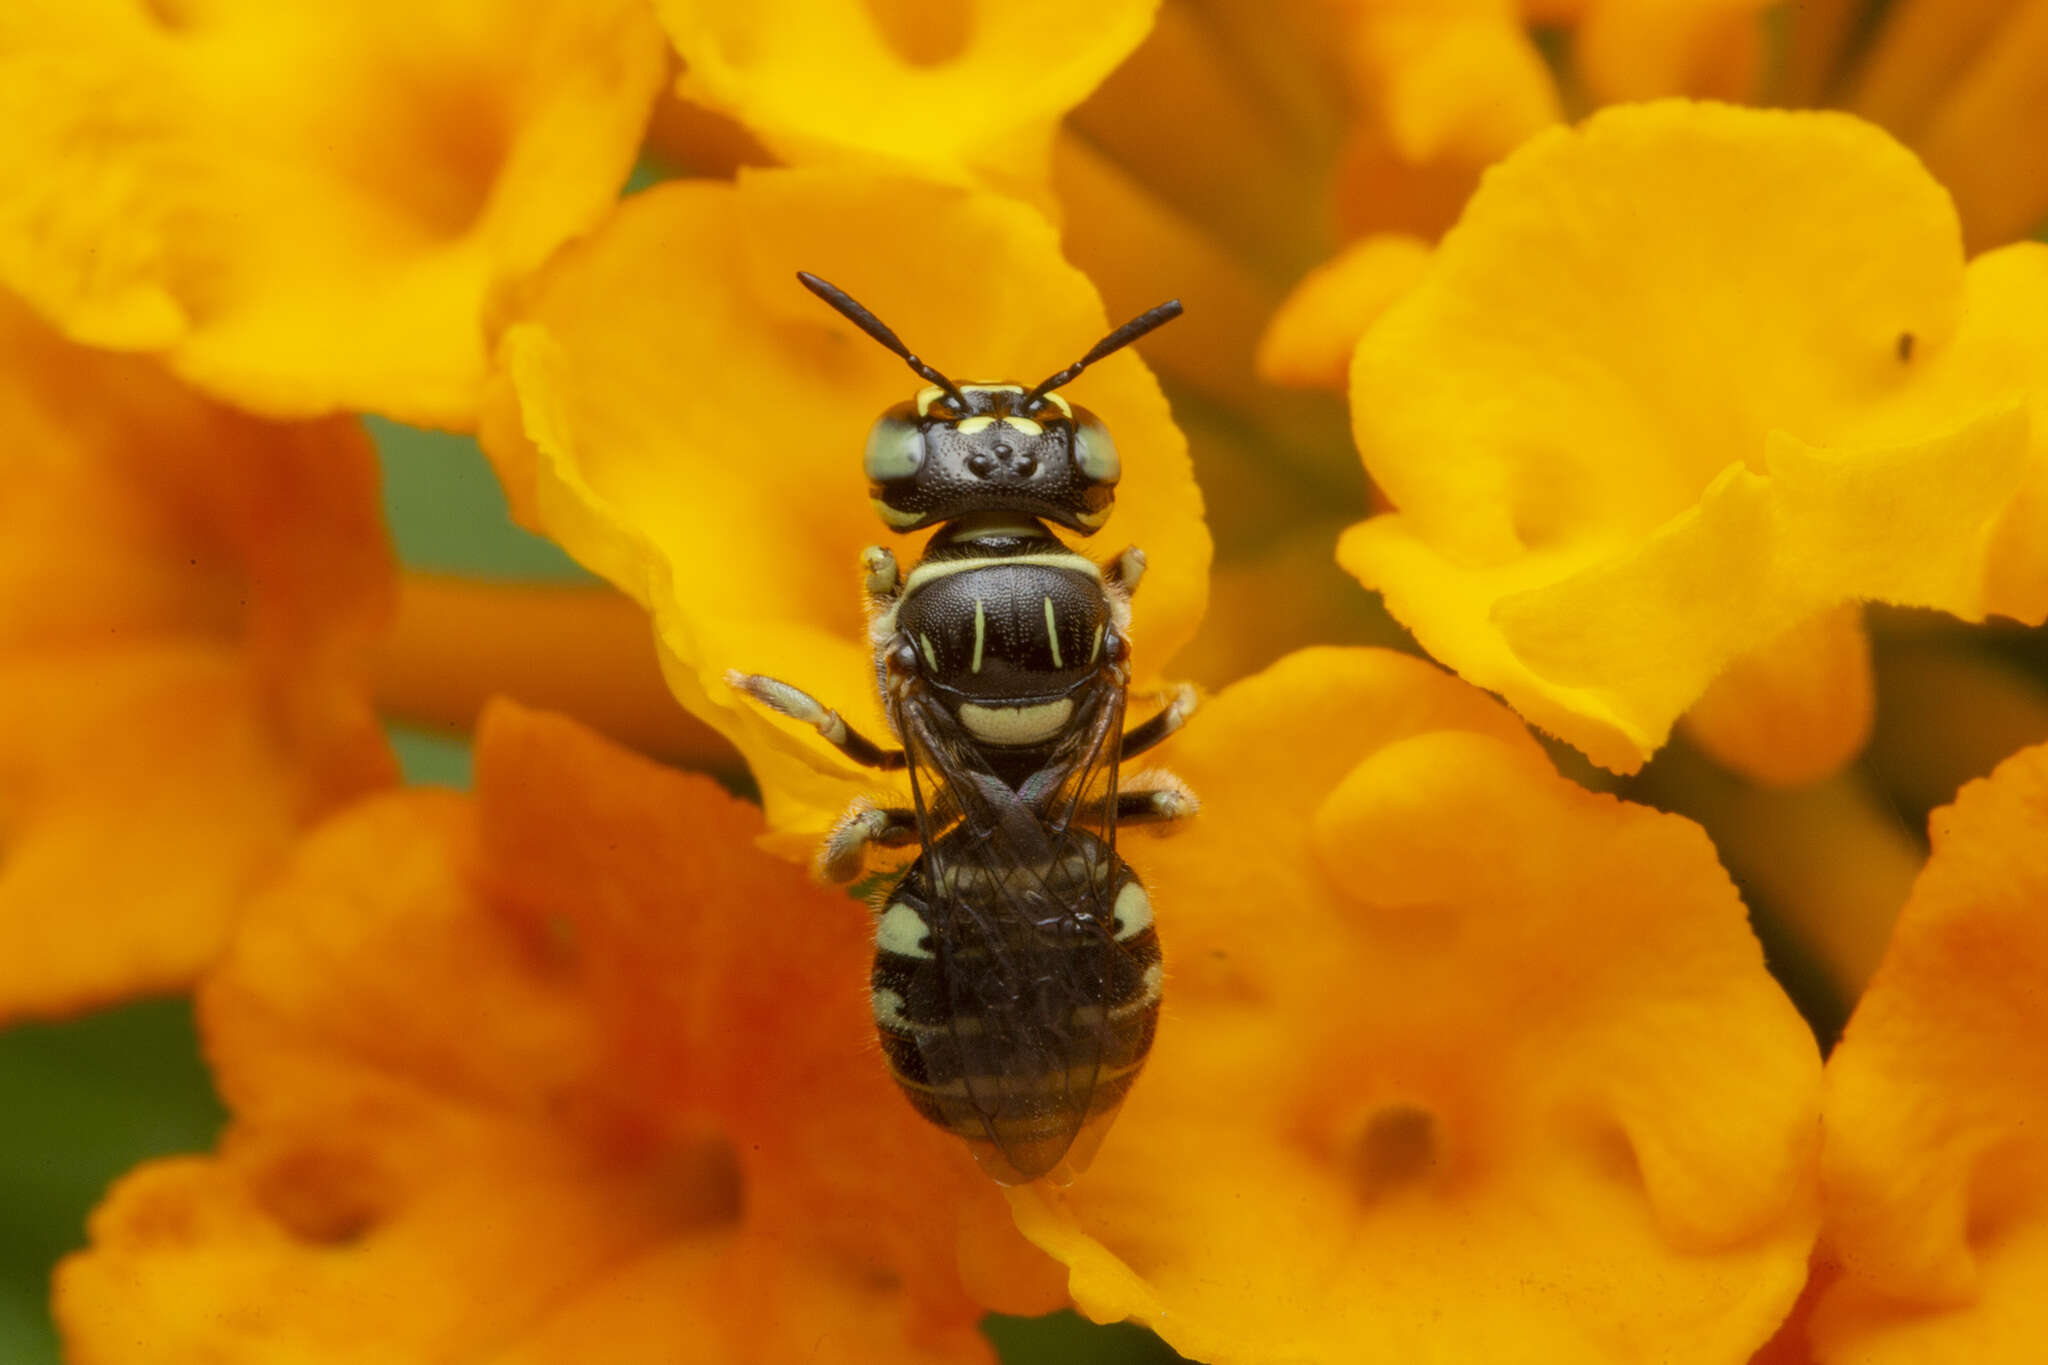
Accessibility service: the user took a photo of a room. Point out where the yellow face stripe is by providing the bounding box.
[972,599,987,673]
[919,634,940,672]
[1043,596,1063,668]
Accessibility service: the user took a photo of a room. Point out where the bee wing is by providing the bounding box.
[890,680,1124,1181]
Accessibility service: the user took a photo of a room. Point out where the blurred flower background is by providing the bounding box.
[2,0,2047,1362]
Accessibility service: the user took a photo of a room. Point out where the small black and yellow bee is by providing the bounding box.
[731,272,1196,1184]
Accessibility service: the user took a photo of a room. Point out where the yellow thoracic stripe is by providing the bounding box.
[899,551,1098,598]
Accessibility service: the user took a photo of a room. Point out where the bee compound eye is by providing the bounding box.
[864,417,925,483]
[1073,418,1120,484]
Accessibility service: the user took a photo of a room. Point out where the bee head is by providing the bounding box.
[798,271,1179,538]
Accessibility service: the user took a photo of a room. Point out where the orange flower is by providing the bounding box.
[0,0,665,428]
[1808,740,2048,1363]
[0,292,391,1022]
[1006,647,1823,1363]
[481,168,1210,834]
[57,702,1061,1362]
[1339,102,2048,783]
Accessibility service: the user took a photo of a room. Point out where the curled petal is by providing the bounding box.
[1009,647,1822,1364]
[1257,234,1434,392]
[1342,101,2048,774]
[482,169,1209,833]
[0,0,666,426]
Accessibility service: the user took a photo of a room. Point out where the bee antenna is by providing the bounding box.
[1028,298,1183,398]
[797,271,965,402]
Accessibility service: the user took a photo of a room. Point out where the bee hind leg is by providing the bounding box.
[1086,770,1198,835]
[819,798,919,883]
[727,671,905,770]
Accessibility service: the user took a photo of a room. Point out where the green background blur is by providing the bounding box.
[0,421,1184,1364]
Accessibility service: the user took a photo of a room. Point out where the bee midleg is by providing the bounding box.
[1080,769,1199,833]
[1119,682,1198,760]
[726,671,905,770]
[818,798,918,883]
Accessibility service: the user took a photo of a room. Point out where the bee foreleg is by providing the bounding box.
[1103,544,1147,597]
[861,545,901,602]
[727,671,906,770]
[1119,682,1197,760]
[818,798,919,883]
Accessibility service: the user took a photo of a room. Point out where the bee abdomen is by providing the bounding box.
[869,882,1162,1179]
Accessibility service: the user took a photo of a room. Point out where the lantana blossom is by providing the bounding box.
[1261,0,2048,389]
[654,0,1160,208]
[0,0,666,427]
[1806,740,2048,1363]
[57,702,1063,1363]
[1340,101,2048,782]
[1005,647,1822,1363]
[0,290,392,1023]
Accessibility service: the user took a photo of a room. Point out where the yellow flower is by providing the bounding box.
[1339,101,2048,782]
[1264,0,2048,386]
[655,0,1161,206]
[1005,647,1822,1363]
[57,703,1062,1362]
[17,5,2048,1364]
[481,168,1210,834]
[0,0,665,428]
[0,291,392,1022]
[1808,740,2048,1363]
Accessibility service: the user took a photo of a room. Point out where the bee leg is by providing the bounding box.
[862,545,901,602]
[726,672,906,770]
[1119,682,1197,760]
[1103,544,1147,597]
[819,798,918,883]
[1083,770,1198,834]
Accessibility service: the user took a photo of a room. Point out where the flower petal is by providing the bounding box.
[1342,101,2048,774]
[58,703,1058,1362]
[1845,0,2048,250]
[482,169,1209,832]
[1007,647,1822,1364]
[1257,233,1434,392]
[0,293,391,1021]
[0,0,665,427]
[1680,604,1874,788]
[1812,740,2048,1363]
[655,0,1157,203]
[1575,0,1776,104]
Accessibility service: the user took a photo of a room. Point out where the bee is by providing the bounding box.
[731,272,1197,1184]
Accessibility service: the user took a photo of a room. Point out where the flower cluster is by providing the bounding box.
[3,3,2047,1364]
